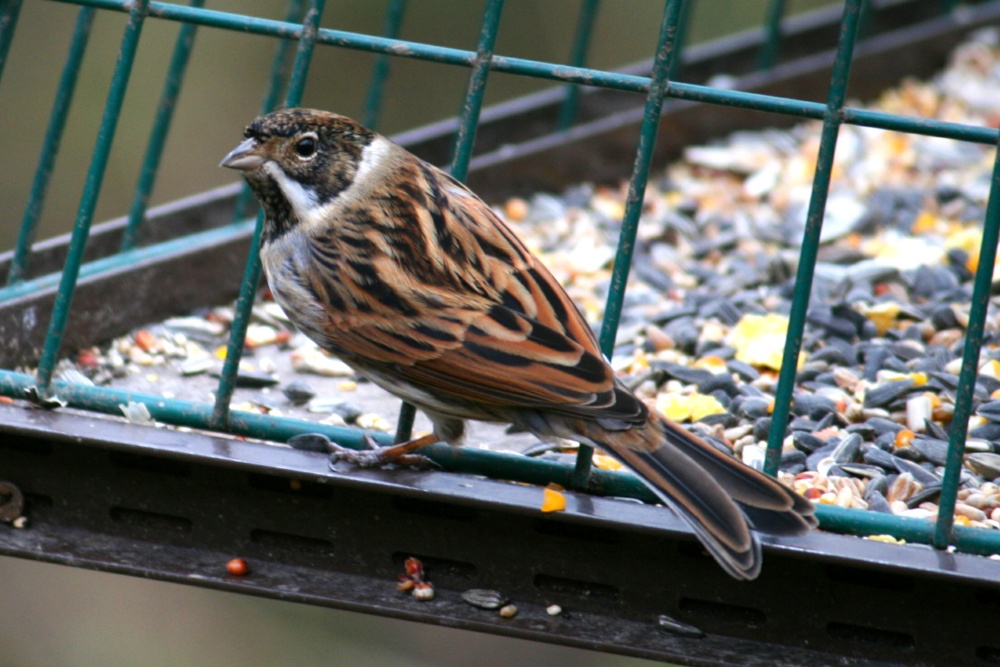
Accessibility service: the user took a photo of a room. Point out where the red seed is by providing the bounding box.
[226,558,250,576]
[134,330,157,352]
[404,557,424,581]
[77,349,99,368]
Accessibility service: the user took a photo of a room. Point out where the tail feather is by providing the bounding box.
[659,417,818,524]
[579,414,816,580]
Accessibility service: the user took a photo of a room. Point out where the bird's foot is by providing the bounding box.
[330,433,440,470]
[288,432,439,470]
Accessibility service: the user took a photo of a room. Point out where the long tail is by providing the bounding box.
[580,413,817,580]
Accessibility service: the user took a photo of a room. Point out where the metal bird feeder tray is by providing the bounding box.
[3,2,1000,665]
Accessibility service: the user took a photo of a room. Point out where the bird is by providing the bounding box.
[221,107,817,579]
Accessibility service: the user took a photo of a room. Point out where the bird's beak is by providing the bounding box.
[220,137,265,171]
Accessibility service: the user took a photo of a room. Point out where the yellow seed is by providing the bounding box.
[591,454,622,471]
[541,487,566,513]
[910,211,936,234]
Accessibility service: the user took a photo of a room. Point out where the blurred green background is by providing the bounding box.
[0,1,830,665]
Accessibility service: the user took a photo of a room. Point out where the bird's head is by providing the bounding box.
[221,108,377,239]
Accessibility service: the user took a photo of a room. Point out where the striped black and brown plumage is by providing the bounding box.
[221,108,816,579]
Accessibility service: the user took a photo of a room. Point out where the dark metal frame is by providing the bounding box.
[4,404,999,667]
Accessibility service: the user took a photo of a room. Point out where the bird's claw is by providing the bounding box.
[327,433,439,470]
[288,433,439,470]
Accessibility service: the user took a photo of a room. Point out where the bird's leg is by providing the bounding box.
[329,432,440,470]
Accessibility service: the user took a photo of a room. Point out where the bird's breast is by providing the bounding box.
[259,232,334,343]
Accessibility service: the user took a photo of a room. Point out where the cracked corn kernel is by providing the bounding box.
[541,487,566,513]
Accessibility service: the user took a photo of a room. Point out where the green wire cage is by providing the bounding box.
[3,1,1000,665]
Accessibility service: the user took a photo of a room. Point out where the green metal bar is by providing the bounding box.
[282,0,324,109]
[448,0,504,182]
[31,0,151,402]
[8,363,1000,557]
[362,0,406,131]
[393,401,417,445]
[0,368,645,503]
[757,0,785,70]
[209,212,266,430]
[597,0,683,362]
[667,0,692,81]
[0,218,254,306]
[35,0,1000,145]
[120,0,205,252]
[578,0,684,488]
[43,2,638,94]
[211,0,326,430]
[390,0,505,446]
[0,0,23,83]
[933,144,1000,548]
[764,0,864,477]
[811,504,1000,558]
[555,0,599,131]
[7,6,95,286]
[233,0,307,222]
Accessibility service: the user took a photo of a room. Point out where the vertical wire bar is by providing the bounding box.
[393,395,418,445]
[120,0,205,252]
[577,0,684,487]
[449,0,504,182]
[667,0,692,81]
[757,0,785,70]
[31,0,150,401]
[233,0,307,222]
[7,7,95,286]
[555,0,599,131]
[933,144,1000,548]
[0,0,23,84]
[362,0,406,131]
[394,0,504,445]
[211,0,326,430]
[763,0,865,476]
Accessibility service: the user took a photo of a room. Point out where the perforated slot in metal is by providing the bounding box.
[826,621,915,651]
[108,451,191,477]
[678,597,766,626]
[390,495,477,522]
[250,528,334,555]
[533,573,619,600]
[109,506,193,534]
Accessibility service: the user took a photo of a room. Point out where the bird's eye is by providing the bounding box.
[294,135,317,159]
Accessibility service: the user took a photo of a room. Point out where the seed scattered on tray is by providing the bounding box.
[540,486,566,513]
[657,613,705,638]
[462,589,509,610]
[398,556,434,601]
[498,604,518,619]
[226,557,250,576]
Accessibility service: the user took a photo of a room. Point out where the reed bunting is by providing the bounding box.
[221,108,816,579]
